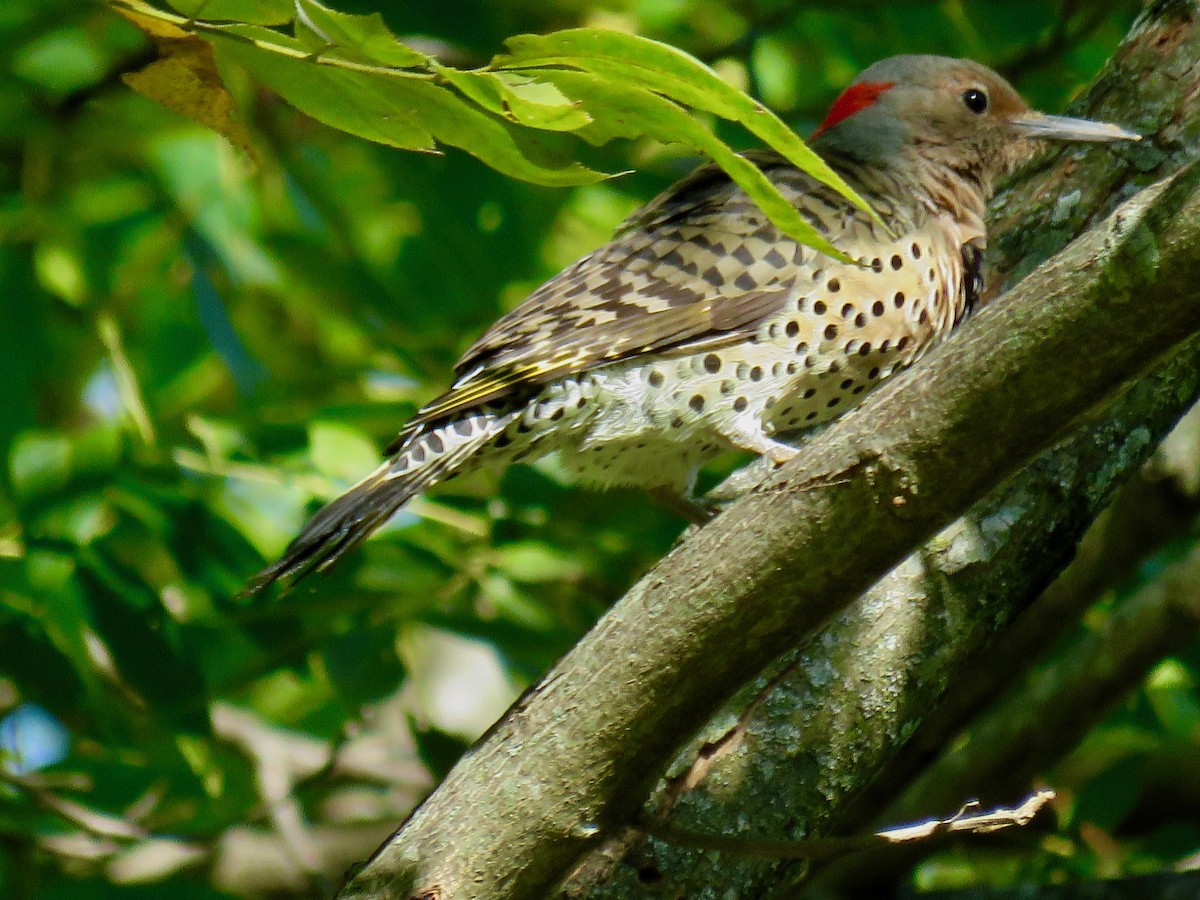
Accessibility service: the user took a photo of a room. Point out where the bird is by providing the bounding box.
[247,54,1138,591]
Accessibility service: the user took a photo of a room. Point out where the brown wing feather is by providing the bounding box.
[398,156,823,441]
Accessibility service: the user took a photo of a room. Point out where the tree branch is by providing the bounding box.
[809,517,1200,896]
[901,539,1200,816]
[340,5,1200,896]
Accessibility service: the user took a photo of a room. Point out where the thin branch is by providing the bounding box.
[894,541,1200,817]
[648,790,1054,861]
[104,0,436,80]
[824,464,1200,837]
[0,770,146,843]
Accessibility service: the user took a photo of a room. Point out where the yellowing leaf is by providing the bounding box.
[120,31,255,159]
[111,4,190,41]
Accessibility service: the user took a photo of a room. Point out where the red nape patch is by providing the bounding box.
[812,80,896,138]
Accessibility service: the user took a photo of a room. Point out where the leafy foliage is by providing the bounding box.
[5,0,1196,898]
[109,0,871,257]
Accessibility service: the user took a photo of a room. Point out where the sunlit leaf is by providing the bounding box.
[293,0,428,67]
[215,36,608,185]
[491,540,583,584]
[308,421,379,484]
[164,0,292,25]
[434,67,591,132]
[497,28,876,224]
[524,69,846,258]
[10,432,72,500]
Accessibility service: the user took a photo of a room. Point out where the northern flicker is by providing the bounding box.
[249,54,1137,590]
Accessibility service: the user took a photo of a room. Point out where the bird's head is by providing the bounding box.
[811,55,1138,183]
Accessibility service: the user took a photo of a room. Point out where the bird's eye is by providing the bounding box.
[962,88,989,115]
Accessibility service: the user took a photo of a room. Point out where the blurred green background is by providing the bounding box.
[8,1,1199,897]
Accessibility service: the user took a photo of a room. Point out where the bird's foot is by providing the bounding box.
[649,487,719,525]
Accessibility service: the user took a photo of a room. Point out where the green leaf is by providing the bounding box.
[1145,658,1200,738]
[21,551,141,735]
[10,431,72,500]
[308,421,379,484]
[433,68,591,132]
[33,495,116,546]
[491,540,583,584]
[83,567,210,733]
[525,70,846,258]
[215,36,433,150]
[214,36,608,186]
[1072,755,1146,831]
[409,716,469,782]
[293,0,428,68]
[163,0,293,25]
[322,625,406,708]
[497,28,877,226]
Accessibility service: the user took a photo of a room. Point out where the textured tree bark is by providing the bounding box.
[338,3,1200,898]
[801,466,1200,896]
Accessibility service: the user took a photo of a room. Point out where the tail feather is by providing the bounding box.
[244,410,518,593]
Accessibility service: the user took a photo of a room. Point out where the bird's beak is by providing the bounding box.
[1011,111,1141,143]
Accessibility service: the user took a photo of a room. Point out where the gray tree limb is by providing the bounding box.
[339,3,1200,896]
[830,532,1200,895]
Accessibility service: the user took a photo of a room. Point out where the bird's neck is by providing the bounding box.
[820,143,992,245]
